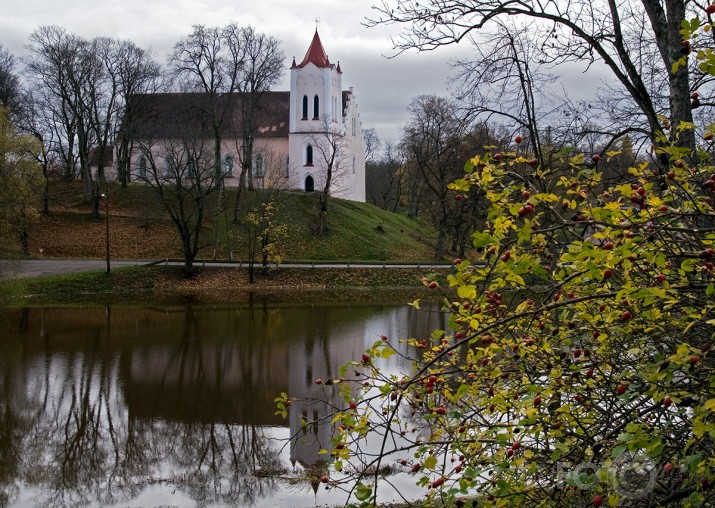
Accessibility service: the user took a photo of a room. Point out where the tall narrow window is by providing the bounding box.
[164,155,174,177]
[223,155,233,176]
[302,95,308,120]
[137,156,147,178]
[305,175,315,192]
[306,144,313,166]
[188,157,197,179]
[313,95,319,119]
[255,154,265,177]
[352,157,356,174]
[285,155,290,178]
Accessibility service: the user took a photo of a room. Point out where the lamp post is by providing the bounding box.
[101,189,110,273]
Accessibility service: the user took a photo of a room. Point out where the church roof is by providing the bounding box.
[125,92,290,140]
[297,31,332,69]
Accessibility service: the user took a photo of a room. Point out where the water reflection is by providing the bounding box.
[0,297,447,507]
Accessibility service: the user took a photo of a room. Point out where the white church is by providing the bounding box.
[112,31,366,202]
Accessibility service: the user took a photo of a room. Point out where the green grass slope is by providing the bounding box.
[3,181,440,262]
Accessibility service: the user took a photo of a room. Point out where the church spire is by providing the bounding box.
[298,30,331,68]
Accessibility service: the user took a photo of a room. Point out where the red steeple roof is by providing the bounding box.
[298,31,332,69]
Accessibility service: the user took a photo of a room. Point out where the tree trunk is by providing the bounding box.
[19,228,29,256]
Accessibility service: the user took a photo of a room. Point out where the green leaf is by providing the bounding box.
[611,444,627,458]
[472,231,494,248]
[355,483,372,501]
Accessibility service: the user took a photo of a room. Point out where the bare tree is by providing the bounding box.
[305,116,351,236]
[368,0,697,167]
[113,41,163,188]
[137,99,222,277]
[366,141,405,212]
[24,26,87,182]
[362,127,381,164]
[15,90,56,214]
[453,21,565,168]
[230,26,284,222]
[170,23,244,182]
[0,44,21,118]
[168,24,284,224]
[401,95,467,257]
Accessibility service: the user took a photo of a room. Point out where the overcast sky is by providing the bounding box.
[0,0,477,145]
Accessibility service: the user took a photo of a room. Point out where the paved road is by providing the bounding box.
[0,259,148,279]
[0,259,451,279]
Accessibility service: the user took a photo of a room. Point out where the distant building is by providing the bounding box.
[104,31,366,202]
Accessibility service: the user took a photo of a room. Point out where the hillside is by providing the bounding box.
[1,181,441,262]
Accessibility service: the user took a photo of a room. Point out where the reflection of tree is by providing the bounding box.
[0,302,444,506]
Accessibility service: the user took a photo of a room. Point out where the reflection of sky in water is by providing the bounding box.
[0,301,451,507]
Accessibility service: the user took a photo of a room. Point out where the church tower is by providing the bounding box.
[288,31,366,202]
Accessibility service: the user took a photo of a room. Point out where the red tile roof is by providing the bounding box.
[297,31,332,69]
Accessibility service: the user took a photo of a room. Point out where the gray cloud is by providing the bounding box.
[0,0,474,145]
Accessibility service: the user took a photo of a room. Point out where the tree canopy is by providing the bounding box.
[0,107,44,255]
[278,8,715,507]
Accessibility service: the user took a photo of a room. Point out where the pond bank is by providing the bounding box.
[0,265,454,307]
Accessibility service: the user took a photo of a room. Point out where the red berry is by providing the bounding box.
[621,310,632,321]
[428,281,438,289]
[664,462,674,473]
[593,494,604,506]
[522,190,530,199]
[534,396,542,407]
[616,383,627,395]
[515,135,522,144]
[320,475,329,483]
[690,355,700,365]
[659,204,669,212]
[603,269,613,279]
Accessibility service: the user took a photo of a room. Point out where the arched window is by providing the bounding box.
[223,155,233,176]
[313,95,319,119]
[302,95,308,120]
[188,157,198,179]
[164,155,174,177]
[137,156,147,178]
[255,154,265,177]
[305,175,314,193]
[305,144,313,166]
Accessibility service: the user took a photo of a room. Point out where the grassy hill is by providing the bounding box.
[2,181,441,263]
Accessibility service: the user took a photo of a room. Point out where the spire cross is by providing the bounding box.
[315,18,320,30]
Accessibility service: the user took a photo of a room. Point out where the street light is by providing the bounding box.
[101,189,110,273]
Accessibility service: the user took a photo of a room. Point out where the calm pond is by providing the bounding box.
[0,296,449,508]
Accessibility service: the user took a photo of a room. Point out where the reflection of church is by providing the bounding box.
[0,302,449,507]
